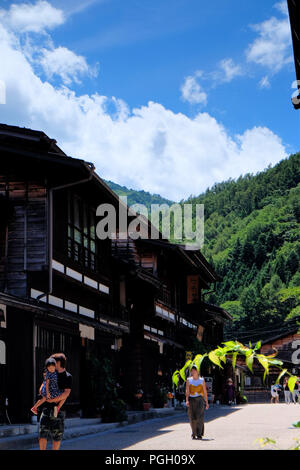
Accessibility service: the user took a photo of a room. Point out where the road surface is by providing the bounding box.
[54,403,300,450]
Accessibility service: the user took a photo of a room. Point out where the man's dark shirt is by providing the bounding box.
[40,370,72,411]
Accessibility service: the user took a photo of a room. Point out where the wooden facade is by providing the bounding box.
[113,237,232,402]
[0,123,231,422]
[260,330,300,374]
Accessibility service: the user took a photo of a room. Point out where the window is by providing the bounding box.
[0,196,13,261]
[36,326,68,351]
[67,193,97,271]
[155,303,176,323]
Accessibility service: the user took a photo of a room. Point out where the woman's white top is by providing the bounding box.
[187,376,204,397]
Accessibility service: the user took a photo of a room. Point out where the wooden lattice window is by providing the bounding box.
[0,195,13,261]
[67,193,97,271]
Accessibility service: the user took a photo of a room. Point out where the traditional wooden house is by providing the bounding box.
[0,124,131,422]
[260,328,300,377]
[0,123,231,422]
[112,237,232,403]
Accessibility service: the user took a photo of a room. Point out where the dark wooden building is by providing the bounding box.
[0,123,231,422]
[113,237,232,401]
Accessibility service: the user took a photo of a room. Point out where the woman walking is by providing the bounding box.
[283,377,291,404]
[185,365,209,440]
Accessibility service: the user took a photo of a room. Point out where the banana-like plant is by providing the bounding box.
[172,340,298,392]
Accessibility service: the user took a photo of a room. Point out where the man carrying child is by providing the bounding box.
[36,353,72,450]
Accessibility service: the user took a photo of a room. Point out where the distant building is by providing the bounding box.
[260,329,300,377]
[238,327,300,403]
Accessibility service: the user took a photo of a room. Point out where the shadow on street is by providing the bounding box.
[57,405,242,450]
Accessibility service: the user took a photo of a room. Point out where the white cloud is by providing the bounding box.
[246,4,292,73]
[218,58,243,83]
[274,1,288,16]
[0,3,288,201]
[0,1,65,34]
[259,75,271,89]
[185,3,291,93]
[0,1,97,86]
[180,73,207,105]
[40,46,97,85]
[59,0,107,16]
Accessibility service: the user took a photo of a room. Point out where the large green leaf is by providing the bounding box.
[179,360,193,381]
[208,350,223,368]
[257,354,269,380]
[219,354,227,364]
[276,368,288,385]
[232,352,238,370]
[267,358,283,367]
[254,341,261,351]
[264,370,269,382]
[193,354,207,373]
[245,352,254,373]
[288,375,298,393]
[172,371,180,388]
[222,341,237,349]
[215,347,229,363]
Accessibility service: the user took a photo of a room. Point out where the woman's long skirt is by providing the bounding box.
[188,396,205,437]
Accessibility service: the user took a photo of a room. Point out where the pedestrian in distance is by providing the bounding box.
[224,378,236,406]
[185,365,209,440]
[270,382,279,404]
[283,376,291,404]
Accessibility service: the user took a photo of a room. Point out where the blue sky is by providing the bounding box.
[53,0,299,146]
[0,0,299,200]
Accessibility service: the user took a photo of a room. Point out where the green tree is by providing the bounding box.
[273,253,286,283]
[285,250,299,283]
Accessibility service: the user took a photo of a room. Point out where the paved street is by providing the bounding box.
[53,404,300,450]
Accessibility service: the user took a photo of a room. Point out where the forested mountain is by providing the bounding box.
[106,153,300,341]
[105,180,174,210]
[185,153,300,340]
